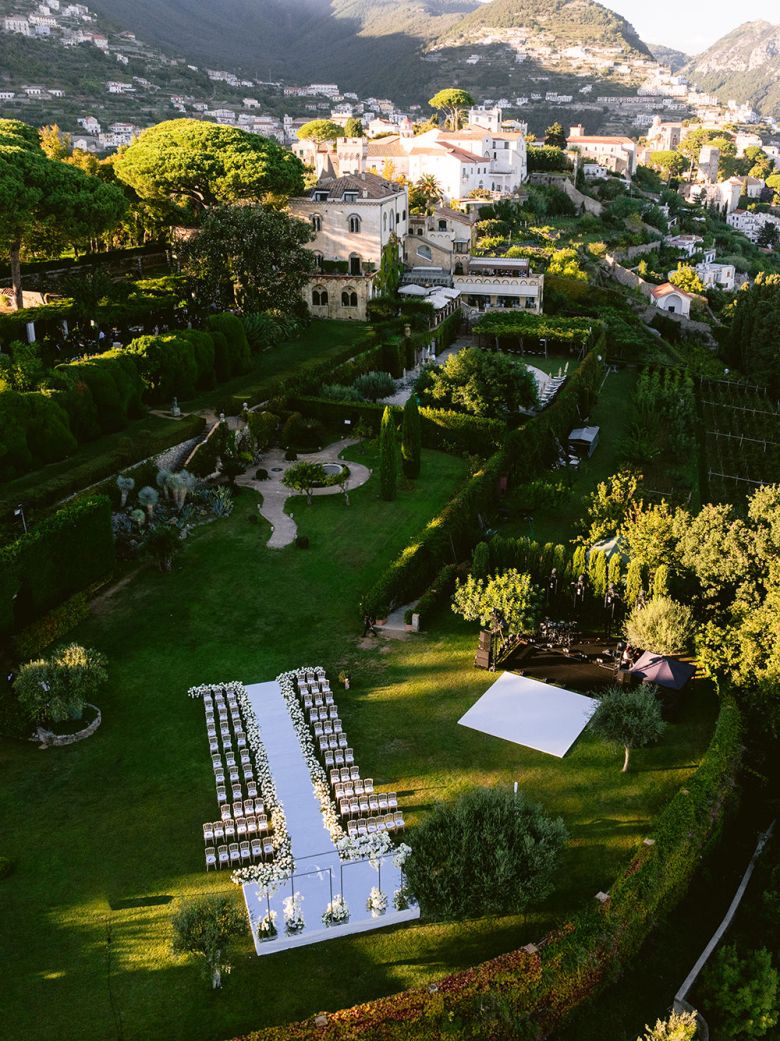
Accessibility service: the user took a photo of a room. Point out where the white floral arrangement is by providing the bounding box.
[255,908,277,940]
[187,680,294,888]
[392,842,412,870]
[366,886,387,917]
[334,830,393,865]
[283,892,305,935]
[276,669,350,849]
[321,894,350,927]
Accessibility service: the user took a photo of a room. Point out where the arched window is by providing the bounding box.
[417,244,433,262]
[311,214,322,232]
[341,289,358,308]
[348,214,361,234]
[389,211,395,229]
[350,291,358,307]
[438,219,447,231]
[312,288,328,306]
[383,212,388,231]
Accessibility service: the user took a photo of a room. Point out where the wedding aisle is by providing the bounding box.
[242,680,419,955]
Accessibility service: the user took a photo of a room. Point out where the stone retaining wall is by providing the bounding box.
[35,704,102,747]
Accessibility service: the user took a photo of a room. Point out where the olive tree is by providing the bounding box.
[171,895,246,990]
[15,644,108,724]
[589,684,666,773]
[452,569,540,636]
[636,1010,698,1041]
[625,596,696,656]
[404,786,567,918]
[283,461,326,505]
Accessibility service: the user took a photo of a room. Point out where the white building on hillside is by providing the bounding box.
[567,125,637,176]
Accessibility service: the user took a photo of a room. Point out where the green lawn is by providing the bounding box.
[0,441,716,1041]
[513,366,637,546]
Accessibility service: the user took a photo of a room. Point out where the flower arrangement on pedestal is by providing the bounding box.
[321,894,350,927]
[283,892,305,935]
[393,886,413,911]
[256,909,277,941]
[366,886,387,917]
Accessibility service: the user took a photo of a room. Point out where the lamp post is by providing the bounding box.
[14,504,27,534]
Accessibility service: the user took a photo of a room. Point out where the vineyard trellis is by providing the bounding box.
[700,379,780,504]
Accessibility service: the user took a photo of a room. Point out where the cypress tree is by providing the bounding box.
[625,559,644,607]
[589,549,608,600]
[571,545,587,580]
[471,541,490,580]
[379,406,397,501]
[608,552,622,591]
[401,393,422,479]
[652,563,670,599]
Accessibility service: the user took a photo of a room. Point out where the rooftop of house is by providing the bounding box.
[651,282,695,300]
[568,135,635,145]
[307,171,403,201]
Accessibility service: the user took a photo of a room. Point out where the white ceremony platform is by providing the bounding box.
[458,672,596,758]
[242,681,419,955]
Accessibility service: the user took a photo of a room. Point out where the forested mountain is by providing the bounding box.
[649,43,690,73]
[82,0,651,99]
[685,20,780,117]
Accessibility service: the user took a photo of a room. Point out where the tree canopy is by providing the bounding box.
[428,88,475,131]
[14,643,108,724]
[669,264,705,295]
[114,119,305,210]
[297,119,344,143]
[0,118,126,307]
[416,347,538,420]
[452,569,540,635]
[171,895,245,990]
[625,596,697,656]
[544,122,567,149]
[180,203,314,313]
[589,684,666,772]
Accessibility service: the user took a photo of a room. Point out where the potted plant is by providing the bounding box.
[338,670,351,690]
[321,894,350,928]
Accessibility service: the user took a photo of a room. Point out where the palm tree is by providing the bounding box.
[416,174,443,211]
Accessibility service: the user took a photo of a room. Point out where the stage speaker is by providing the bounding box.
[474,649,491,669]
[478,631,492,651]
[615,667,632,687]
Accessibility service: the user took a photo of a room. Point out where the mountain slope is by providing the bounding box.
[83,0,650,99]
[444,0,651,55]
[685,20,780,117]
[649,43,689,73]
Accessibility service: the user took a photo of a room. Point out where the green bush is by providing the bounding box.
[55,351,143,433]
[699,944,778,1040]
[0,389,77,480]
[4,495,114,629]
[405,786,567,919]
[281,412,325,451]
[415,561,469,630]
[207,312,251,376]
[179,329,217,389]
[126,334,200,403]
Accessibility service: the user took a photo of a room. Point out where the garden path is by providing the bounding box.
[235,439,371,549]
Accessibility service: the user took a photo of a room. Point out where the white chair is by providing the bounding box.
[357,819,368,837]
[224,820,236,842]
[324,751,334,769]
[214,768,225,785]
[239,840,251,863]
[394,812,405,831]
[213,821,225,843]
[251,838,262,860]
[217,844,229,869]
[232,800,244,818]
[347,820,358,838]
[236,818,248,839]
[225,752,236,768]
[363,778,374,795]
[369,795,379,813]
[246,816,258,838]
[387,792,398,811]
[220,803,232,823]
[242,765,254,782]
[384,813,395,832]
[334,750,345,767]
[246,780,258,799]
[209,738,220,754]
[240,749,251,764]
[367,817,378,835]
[216,786,227,805]
[203,822,214,844]
[262,837,274,859]
[354,780,364,797]
[256,813,269,834]
[235,732,247,749]
[228,842,240,865]
[231,785,242,801]
[229,767,240,784]
[359,795,370,816]
[337,734,348,749]
[378,793,389,812]
[344,747,354,765]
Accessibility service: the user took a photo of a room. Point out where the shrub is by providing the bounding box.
[625,596,696,656]
[452,570,540,636]
[400,393,422,479]
[207,312,251,376]
[13,590,91,660]
[15,643,108,724]
[296,534,310,549]
[405,786,567,919]
[126,334,199,402]
[417,348,538,420]
[353,371,396,402]
[255,468,269,481]
[179,328,217,389]
[284,449,298,461]
[247,411,278,451]
[281,412,325,451]
[171,895,246,990]
[699,944,778,1040]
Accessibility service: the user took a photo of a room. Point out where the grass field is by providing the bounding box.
[0,439,717,1041]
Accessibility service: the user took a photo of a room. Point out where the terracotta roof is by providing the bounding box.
[366,136,407,157]
[436,205,476,224]
[651,282,695,300]
[568,136,634,145]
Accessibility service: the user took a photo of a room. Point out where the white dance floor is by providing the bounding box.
[241,681,418,955]
[458,672,596,758]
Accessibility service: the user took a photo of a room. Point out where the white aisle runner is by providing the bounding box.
[242,680,419,955]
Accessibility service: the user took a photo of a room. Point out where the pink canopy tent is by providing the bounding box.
[629,652,696,690]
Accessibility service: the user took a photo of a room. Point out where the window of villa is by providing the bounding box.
[348,214,361,233]
[312,288,328,306]
[311,214,322,232]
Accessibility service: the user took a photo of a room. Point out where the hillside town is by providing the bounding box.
[2,3,780,1041]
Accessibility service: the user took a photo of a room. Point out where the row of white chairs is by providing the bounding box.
[346,814,404,837]
[203,815,270,844]
[205,838,274,870]
[334,776,373,800]
[338,792,397,819]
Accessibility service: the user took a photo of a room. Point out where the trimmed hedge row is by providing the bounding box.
[233,695,742,1041]
[0,495,114,636]
[361,345,605,617]
[287,396,506,458]
[474,313,600,353]
[409,561,469,630]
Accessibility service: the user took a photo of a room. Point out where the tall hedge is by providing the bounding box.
[0,389,77,480]
[401,394,421,479]
[6,495,115,628]
[126,334,200,403]
[55,351,143,433]
[207,313,251,376]
[378,406,397,502]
